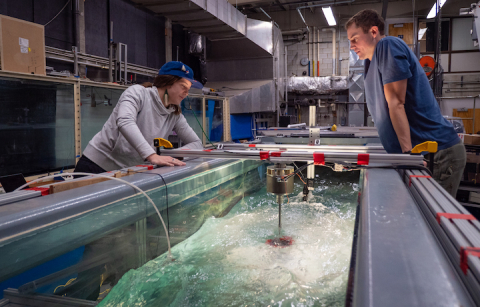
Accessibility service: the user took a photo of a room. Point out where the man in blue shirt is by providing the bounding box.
[345,9,465,197]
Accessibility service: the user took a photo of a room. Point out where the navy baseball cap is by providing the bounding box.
[158,61,203,89]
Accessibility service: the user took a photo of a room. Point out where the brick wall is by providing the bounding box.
[286,29,350,77]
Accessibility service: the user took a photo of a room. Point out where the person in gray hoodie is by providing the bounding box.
[75,61,203,173]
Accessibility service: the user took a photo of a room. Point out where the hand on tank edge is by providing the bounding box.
[146,153,186,167]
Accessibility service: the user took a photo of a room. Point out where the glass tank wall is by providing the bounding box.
[0,162,360,306]
[0,74,225,178]
[0,77,75,177]
[0,160,264,300]
[80,86,123,152]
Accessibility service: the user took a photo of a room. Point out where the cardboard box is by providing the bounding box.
[467,153,480,164]
[469,190,480,204]
[464,134,480,145]
[0,15,45,75]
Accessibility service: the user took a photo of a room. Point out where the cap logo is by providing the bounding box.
[182,65,186,72]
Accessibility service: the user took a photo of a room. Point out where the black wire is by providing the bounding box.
[293,162,306,180]
[44,0,71,27]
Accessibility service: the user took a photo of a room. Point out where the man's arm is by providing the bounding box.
[384,79,412,153]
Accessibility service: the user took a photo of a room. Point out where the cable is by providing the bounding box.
[293,162,306,181]
[14,172,173,259]
[45,0,72,27]
[127,171,170,232]
[115,170,171,256]
[296,173,306,185]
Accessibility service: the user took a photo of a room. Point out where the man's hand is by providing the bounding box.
[146,153,186,167]
[384,79,412,153]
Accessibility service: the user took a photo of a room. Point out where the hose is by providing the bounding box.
[14,172,173,259]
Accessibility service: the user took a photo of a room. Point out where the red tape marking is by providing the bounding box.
[260,151,270,160]
[137,165,154,170]
[271,151,284,157]
[203,149,213,152]
[460,247,480,275]
[313,153,325,165]
[408,175,431,186]
[248,144,256,148]
[25,187,50,196]
[436,212,476,224]
[357,154,369,165]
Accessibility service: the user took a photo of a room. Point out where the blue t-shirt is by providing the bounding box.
[364,36,459,153]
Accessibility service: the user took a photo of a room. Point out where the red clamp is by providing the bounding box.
[248,144,256,148]
[408,175,431,186]
[357,154,369,165]
[137,165,154,170]
[460,247,480,275]
[271,151,284,157]
[25,187,50,196]
[313,153,325,165]
[259,151,270,160]
[436,212,476,224]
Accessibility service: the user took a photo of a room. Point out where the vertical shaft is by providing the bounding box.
[279,203,282,234]
[276,194,283,235]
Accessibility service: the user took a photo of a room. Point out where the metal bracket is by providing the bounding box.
[309,127,320,145]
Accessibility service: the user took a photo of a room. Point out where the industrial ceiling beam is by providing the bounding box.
[153,8,203,15]
[274,0,288,11]
[381,0,388,21]
[135,0,188,8]
[244,0,346,9]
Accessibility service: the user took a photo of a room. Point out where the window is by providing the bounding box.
[419,20,450,53]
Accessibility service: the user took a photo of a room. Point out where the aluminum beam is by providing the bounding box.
[401,169,480,304]
[351,168,475,306]
[217,143,386,153]
[0,190,41,207]
[45,46,158,77]
[161,149,424,166]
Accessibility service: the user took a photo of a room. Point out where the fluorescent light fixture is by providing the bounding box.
[427,0,447,19]
[322,6,336,26]
[418,28,427,40]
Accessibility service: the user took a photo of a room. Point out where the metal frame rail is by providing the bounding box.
[162,148,423,166]
[45,46,157,77]
[401,169,480,304]
[1,288,96,307]
[218,143,386,153]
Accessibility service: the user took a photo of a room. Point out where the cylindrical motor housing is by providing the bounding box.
[266,164,294,195]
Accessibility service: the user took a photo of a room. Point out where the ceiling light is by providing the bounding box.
[427,0,448,19]
[322,6,336,26]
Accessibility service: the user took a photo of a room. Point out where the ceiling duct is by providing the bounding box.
[134,0,286,115]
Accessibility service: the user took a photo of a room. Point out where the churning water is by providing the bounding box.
[99,172,360,307]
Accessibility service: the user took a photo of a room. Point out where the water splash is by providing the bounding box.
[99,174,359,307]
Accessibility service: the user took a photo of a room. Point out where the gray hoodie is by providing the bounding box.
[83,84,202,171]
